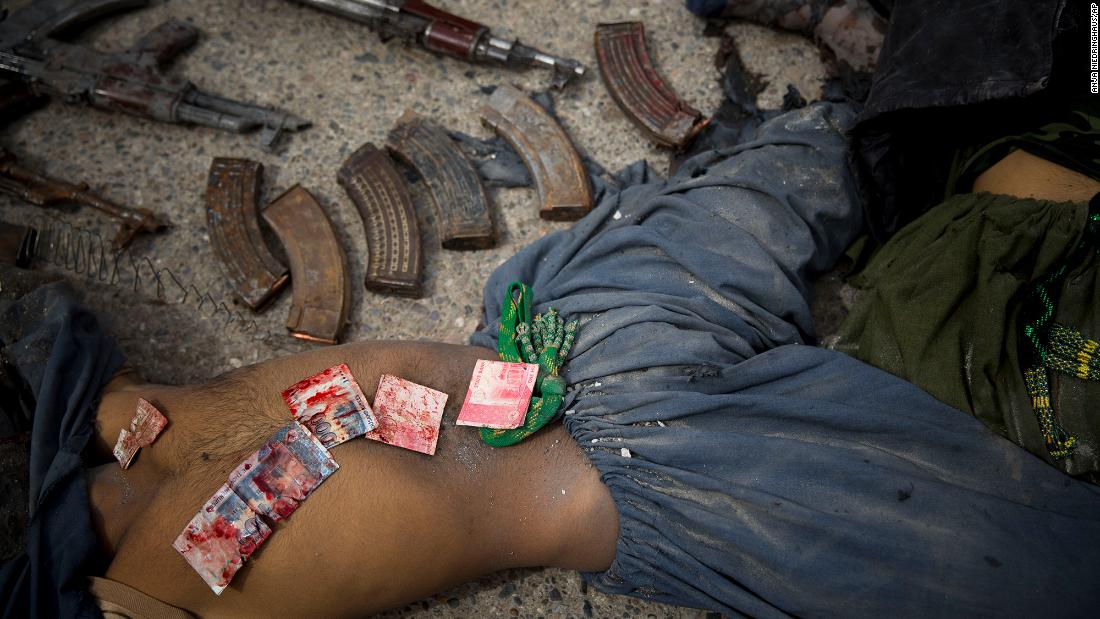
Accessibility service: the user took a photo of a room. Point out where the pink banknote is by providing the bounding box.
[364,374,448,455]
[456,360,539,429]
[113,397,169,469]
[228,421,339,522]
[173,483,272,595]
[282,363,377,448]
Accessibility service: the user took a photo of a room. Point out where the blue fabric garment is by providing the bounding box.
[0,281,124,618]
[472,102,1100,617]
[684,0,732,18]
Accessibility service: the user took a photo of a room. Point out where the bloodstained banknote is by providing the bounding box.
[172,483,272,595]
[282,363,377,448]
[228,421,338,521]
[364,374,448,455]
[113,397,169,469]
[456,360,538,429]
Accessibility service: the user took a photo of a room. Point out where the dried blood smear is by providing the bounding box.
[281,363,377,447]
[173,484,271,595]
[456,360,538,429]
[364,374,448,455]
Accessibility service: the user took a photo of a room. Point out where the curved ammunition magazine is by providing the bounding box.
[337,143,423,298]
[385,110,495,250]
[594,21,707,149]
[204,158,288,311]
[479,85,593,221]
[261,185,350,345]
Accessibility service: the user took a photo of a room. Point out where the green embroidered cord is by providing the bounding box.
[481,282,578,447]
[1020,199,1100,459]
[1023,367,1078,459]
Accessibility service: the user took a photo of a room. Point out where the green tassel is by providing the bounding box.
[485,284,578,447]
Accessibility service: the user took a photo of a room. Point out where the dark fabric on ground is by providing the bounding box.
[472,103,1100,617]
[0,280,124,618]
[836,192,1100,478]
[850,0,1077,241]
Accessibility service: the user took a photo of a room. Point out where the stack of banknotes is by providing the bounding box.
[173,420,339,593]
[172,363,372,594]
[174,363,454,594]
[174,360,543,594]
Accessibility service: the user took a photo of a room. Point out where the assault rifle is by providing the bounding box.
[292,0,585,88]
[0,0,309,151]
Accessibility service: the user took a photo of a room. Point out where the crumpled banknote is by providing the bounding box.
[282,363,377,448]
[172,483,272,595]
[456,360,538,429]
[364,374,448,455]
[113,397,168,469]
[228,421,338,521]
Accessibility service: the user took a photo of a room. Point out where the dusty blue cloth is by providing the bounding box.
[472,102,1100,617]
[0,281,124,618]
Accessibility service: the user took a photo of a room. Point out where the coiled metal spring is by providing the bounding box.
[19,214,286,348]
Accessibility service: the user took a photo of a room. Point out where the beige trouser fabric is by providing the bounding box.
[88,576,196,619]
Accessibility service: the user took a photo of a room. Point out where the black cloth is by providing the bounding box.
[850,0,1081,241]
[0,280,124,618]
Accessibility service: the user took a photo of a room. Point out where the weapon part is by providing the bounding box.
[0,220,37,268]
[386,110,495,250]
[337,143,423,298]
[0,0,149,49]
[204,158,289,311]
[594,21,707,149]
[261,185,351,345]
[479,85,593,221]
[17,212,297,354]
[0,148,170,248]
[0,1,310,151]
[0,78,45,125]
[290,0,585,88]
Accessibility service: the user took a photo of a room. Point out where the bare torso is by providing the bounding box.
[87,342,618,618]
[84,150,1100,617]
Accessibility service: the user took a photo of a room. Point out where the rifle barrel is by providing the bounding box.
[0,49,40,76]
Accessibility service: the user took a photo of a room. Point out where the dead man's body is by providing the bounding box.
[84,148,1100,618]
[89,341,618,618]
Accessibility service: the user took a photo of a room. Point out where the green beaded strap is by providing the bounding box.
[1022,324,1099,458]
[1023,367,1078,459]
[1020,196,1100,459]
[481,282,578,447]
[1044,324,1100,380]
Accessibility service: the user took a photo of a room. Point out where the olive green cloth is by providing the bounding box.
[836,191,1100,478]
